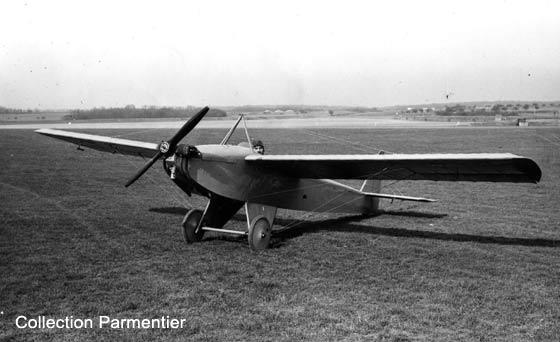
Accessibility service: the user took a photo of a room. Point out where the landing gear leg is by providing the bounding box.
[248,216,272,250]
[245,203,277,250]
[182,209,205,243]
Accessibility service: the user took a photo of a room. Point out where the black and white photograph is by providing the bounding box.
[1,0,559,340]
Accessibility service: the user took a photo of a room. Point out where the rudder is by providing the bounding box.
[360,179,381,214]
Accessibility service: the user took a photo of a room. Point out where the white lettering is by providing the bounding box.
[151,318,161,328]
[99,316,110,328]
[16,316,27,329]
[27,318,37,329]
[15,315,186,329]
[127,319,141,329]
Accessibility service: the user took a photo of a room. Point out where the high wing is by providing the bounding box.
[245,153,542,183]
[35,128,159,158]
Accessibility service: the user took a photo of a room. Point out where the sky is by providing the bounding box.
[1,0,559,109]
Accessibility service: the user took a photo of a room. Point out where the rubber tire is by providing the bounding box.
[248,215,271,250]
[182,209,204,243]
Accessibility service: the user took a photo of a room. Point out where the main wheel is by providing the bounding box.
[182,209,204,243]
[248,216,272,250]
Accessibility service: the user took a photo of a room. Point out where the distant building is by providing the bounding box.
[274,110,284,114]
[285,109,295,114]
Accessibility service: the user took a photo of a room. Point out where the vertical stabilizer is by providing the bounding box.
[360,178,381,214]
[359,150,385,214]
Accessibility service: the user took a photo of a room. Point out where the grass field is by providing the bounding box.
[1,127,559,341]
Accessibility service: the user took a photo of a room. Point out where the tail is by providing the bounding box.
[360,179,382,215]
[358,151,436,214]
[360,150,385,215]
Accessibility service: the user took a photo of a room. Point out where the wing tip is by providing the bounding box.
[516,157,542,183]
[35,128,58,135]
[35,128,52,136]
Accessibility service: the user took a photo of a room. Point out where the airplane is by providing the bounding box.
[36,106,542,250]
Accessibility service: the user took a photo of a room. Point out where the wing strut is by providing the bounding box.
[220,115,244,145]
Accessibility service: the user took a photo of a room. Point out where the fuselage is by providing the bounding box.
[169,144,378,214]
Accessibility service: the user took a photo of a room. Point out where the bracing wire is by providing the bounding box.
[301,128,394,154]
[535,133,560,147]
[278,196,365,233]
[291,128,425,216]
[279,192,349,231]
[266,129,381,229]
[300,128,409,192]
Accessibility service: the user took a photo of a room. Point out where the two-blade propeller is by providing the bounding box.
[125,106,209,187]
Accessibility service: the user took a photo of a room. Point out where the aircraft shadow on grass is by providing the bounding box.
[149,206,559,248]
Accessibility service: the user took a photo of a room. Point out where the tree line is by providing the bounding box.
[0,106,40,114]
[436,103,559,116]
[64,106,226,120]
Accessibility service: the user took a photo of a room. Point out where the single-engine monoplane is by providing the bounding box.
[36,107,542,249]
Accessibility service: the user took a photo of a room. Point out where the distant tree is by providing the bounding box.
[328,110,334,115]
[65,106,226,120]
[523,104,530,110]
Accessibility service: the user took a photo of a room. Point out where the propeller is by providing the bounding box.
[125,106,209,187]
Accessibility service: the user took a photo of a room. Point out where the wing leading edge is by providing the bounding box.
[35,128,159,158]
[245,153,541,183]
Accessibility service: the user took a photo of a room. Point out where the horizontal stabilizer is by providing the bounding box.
[363,192,436,202]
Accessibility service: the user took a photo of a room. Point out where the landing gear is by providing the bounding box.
[180,201,276,249]
[182,209,205,243]
[248,216,272,250]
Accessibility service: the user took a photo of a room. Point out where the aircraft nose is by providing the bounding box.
[170,144,203,180]
[175,144,201,158]
[164,153,195,195]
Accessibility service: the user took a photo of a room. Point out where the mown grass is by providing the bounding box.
[1,127,559,341]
